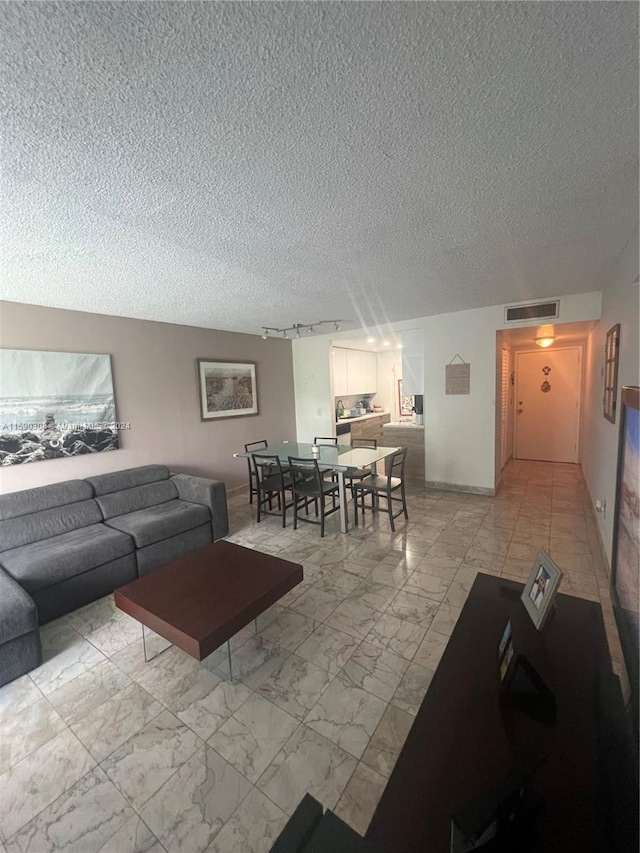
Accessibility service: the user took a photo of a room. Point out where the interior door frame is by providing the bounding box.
[514,345,583,463]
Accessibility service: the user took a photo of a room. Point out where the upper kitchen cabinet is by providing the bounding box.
[365,351,377,393]
[401,329,424,395]
[347,349,367,395]
[332,347,377,395]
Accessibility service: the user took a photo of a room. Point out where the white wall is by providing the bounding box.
[424,305,504,491]
[582,228,639,568]
[292,335,333,442]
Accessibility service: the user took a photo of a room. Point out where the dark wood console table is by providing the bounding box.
[366,573,624,852]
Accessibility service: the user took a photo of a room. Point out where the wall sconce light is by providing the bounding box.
[534,337,555,348]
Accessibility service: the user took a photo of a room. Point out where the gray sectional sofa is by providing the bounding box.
[0,464,228,686]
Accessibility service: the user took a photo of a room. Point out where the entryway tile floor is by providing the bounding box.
[0,461,625,852]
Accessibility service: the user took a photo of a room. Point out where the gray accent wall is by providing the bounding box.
[0,301,296,493]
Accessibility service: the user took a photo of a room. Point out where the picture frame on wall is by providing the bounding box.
[520,549,563,630]
[398,378,414,417]
[0,349,120,465]
[603,323,621,423]
[197,359,258,421]
[611,386,639,732]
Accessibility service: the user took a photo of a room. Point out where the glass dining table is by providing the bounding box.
[234,441,401,533]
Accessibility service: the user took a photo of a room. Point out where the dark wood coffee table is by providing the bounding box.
[114,540,303,676]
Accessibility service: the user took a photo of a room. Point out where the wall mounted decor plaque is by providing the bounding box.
[445,355,470,395]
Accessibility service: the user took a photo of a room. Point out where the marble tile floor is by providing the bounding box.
[0,461,624,852]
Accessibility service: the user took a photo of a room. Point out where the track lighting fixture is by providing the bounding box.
[260,320,345,340]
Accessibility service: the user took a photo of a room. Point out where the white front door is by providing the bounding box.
[515,347,581,463]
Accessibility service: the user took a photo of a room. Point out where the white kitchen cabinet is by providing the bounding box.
[333,347,377,396]
[346,349,367,394]
[332,347,348,396]
[365,351,377,393]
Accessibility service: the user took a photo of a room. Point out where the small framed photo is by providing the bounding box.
[521,550,563,630]
[197,359,258,421]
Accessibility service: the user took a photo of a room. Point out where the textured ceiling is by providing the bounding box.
[1,2,638,334]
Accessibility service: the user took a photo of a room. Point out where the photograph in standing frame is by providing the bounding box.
[529,565,551,610]
[521,550,563,630]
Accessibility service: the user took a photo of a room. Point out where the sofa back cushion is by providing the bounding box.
[86,465,171,496]
[0,480,93,520]
[95,480,178,520]
[0,499,103,551]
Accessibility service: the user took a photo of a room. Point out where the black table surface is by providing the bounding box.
[366,573,612,852]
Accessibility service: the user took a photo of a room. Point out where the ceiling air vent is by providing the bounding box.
[504,300,559,323]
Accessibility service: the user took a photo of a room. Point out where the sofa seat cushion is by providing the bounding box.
[105,499,211,549]
[0,524,135,595]
[0,569,38,644]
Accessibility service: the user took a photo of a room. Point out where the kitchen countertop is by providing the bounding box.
[383,421,424,430]
[335,411,388,426]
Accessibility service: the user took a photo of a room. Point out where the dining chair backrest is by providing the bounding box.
[252,453,286,488]
[287,456,323,492]
[245,439,268,472]
[245,439,268,454]
[314,436,338,446]
[351,438,377,449]
[385,447,407,479]
[244,440,269,503]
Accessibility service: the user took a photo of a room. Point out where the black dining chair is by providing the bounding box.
[244,440,268,504]
[346,438,378,501]
[252,453,294,528]
[288,456,341,537]
[314,436,338,446]
[352,447,408,532]
[313,436,339,508]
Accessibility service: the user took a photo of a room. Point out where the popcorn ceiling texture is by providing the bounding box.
[1,2,637,333]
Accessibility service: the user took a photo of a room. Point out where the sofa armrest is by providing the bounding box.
[170,474,229,540]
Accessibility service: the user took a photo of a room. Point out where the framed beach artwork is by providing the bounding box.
[197,359,258,421]
[0,349,120,465]
[611,386,640,726]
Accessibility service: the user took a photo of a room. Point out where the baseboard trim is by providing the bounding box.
[425,480,495,497]
[586,493,612,578]
[227,483,247,499]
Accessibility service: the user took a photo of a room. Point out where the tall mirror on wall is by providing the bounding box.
[604,323,621,423]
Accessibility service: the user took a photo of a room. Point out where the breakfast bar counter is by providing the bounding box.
[382,422,425,487]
